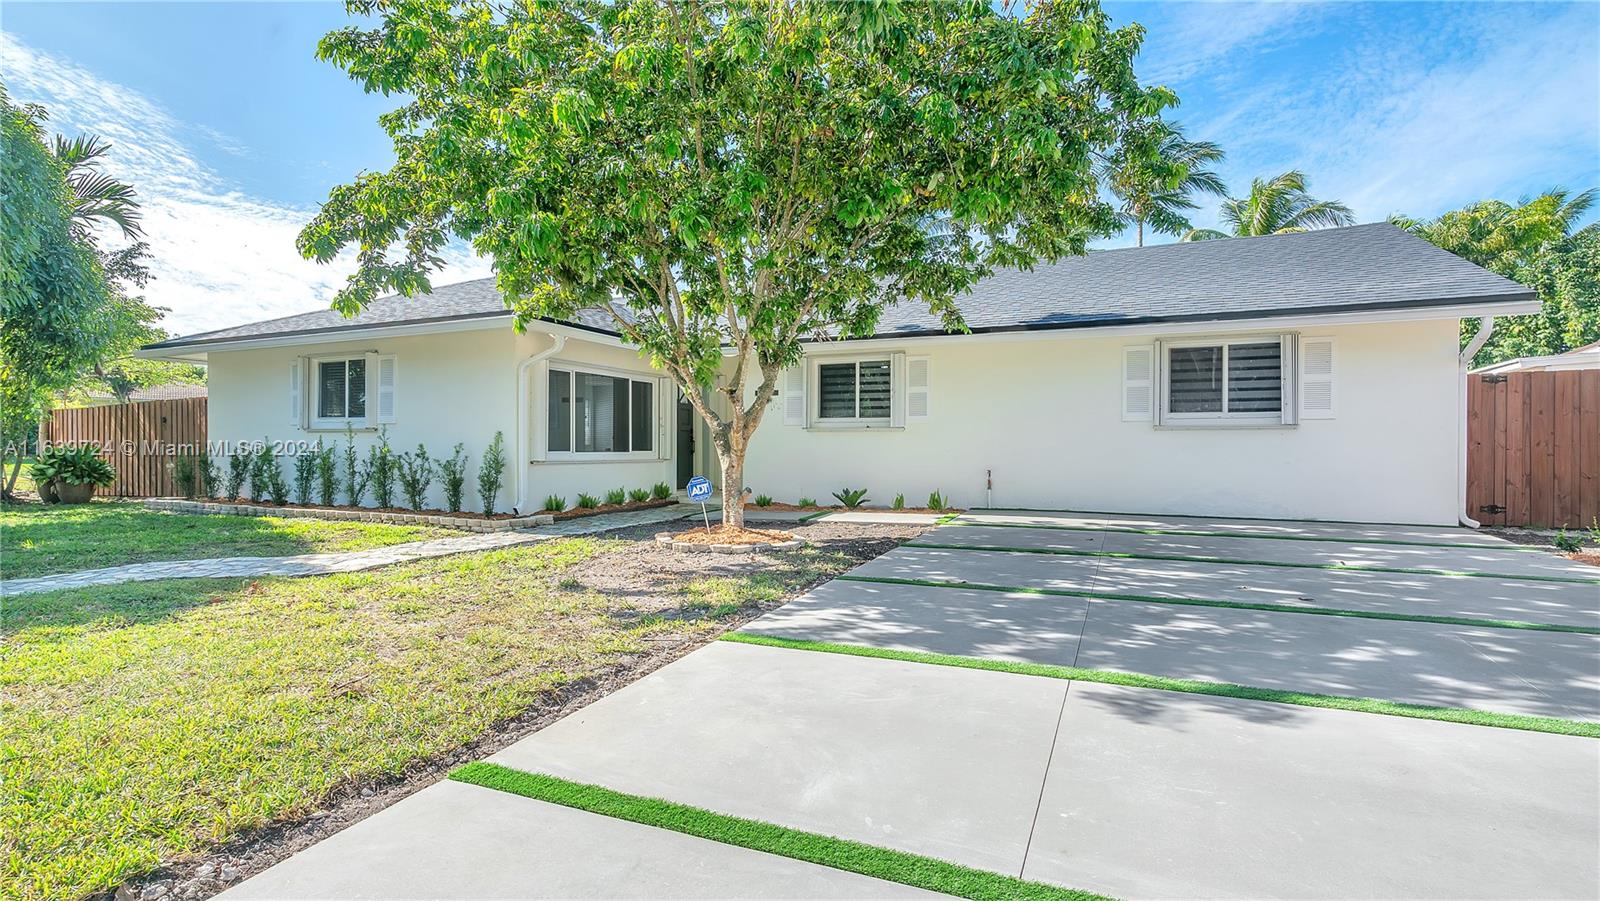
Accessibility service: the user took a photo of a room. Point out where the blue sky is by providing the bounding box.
[2,1,1596,335]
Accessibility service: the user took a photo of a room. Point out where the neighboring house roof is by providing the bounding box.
[143,222,1534,354]
[1472,341,1600,374]
[83,383,209,405]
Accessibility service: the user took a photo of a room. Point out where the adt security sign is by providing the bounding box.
[686,476,714,531]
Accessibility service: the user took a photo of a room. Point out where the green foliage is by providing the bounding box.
[1098,120,1226,245]
[397,444,435,510]
[439,443,468,513]
[293,445,317,506]
[366,427,398,508]
[754,494,774,507]
[576,492,600,509]
[604,487,626,506]
[832,488,870,508]
[300,0,1171,525]
[196,449,217,499]
[1183,170,1352,240]
[247,441,274,501]
[797,497,818,508]
[927,490,947,511]
[315,442,339,506]
[628,488,651,503]
[1554,530,1582,553]
[225,451,250,502]
[264,450,289,506]
[478,431,506,515]
[1589,518,1600,547]
[172,454,198,499]
[30,445,115,491]
[651,482,673,501]
[542,494,567,512]
[892,493,906,510]
[343,427,368,507]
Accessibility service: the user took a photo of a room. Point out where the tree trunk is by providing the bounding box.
[2,455,21,500]
[719,449,745,530]
[1136,219,1144,247]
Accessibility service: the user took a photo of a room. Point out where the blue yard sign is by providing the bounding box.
[686,475,714,531]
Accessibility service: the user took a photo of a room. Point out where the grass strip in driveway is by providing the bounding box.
[450,763,1112,901]
[905,541,1600,585]
[943,519,1541,552]
[835,574,1600,635]
[720,633,1600,739]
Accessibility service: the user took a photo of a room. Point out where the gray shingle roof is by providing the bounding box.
[146,223,1531,351]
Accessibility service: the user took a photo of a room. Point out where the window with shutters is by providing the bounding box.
[546,364,658,459]
[1162,337,1287,424]
[815,358,892,425]
[312,356,368,428]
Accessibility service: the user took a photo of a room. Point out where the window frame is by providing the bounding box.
[309,354,371,430]
[544,360,662,461]
[810,355,895,428]
[1157,334,1294,428]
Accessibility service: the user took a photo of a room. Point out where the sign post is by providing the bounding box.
[686,476,713,533]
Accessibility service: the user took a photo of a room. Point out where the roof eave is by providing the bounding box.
[138,311,626,359]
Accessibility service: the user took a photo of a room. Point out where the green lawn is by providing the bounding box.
[0,502,460,580]
[0,538,856,901]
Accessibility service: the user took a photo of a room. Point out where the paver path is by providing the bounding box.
[0,505,691,596]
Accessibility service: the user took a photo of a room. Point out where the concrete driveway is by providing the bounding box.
[227,510,1600,900]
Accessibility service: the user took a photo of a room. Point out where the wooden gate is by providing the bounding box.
[41,397,208,498]
[1466,371,1599,528]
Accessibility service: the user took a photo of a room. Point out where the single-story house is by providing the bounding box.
[139,223,1536,525]
[1471,340,1600,375]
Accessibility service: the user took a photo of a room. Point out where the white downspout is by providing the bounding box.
[1458,316,1494,528]
[515,333,566,515]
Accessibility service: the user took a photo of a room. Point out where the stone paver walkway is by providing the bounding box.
[1,505,692,597]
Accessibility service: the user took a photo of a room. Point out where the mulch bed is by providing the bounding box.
[549,498,677,520]
[102,518,932,901]
[666,525,797,545]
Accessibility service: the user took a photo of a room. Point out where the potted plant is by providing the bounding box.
[30,446,116,503]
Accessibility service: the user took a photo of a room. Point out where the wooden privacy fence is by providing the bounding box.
[1466,370,1599,529]
[41,397,207,498]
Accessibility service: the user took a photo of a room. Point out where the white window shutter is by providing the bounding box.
[658,377,672,460]
[906,355,930,419]
[1279,333,1299,425]
[288,360,303,427]
[783,365,807,426]
[1299,337,1336,419]
[888,352,907,427]
[1122,345,1154,422]
[376,355,398,424]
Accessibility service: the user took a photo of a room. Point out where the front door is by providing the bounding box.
[676,395,695,489]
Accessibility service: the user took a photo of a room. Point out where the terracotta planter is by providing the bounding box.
[54,481,96,504]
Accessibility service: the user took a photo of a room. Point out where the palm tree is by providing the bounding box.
[1182,170,1353,241]
[51,134,144,241]
[1391,188,1595,276]
[1099,122,1227,246]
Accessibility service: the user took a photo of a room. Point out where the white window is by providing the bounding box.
[547,366,657,458]
[313,356,368,428]
[816,358,892,424]
[1161,336,1290,424]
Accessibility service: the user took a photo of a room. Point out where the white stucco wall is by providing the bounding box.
[205,326,676,514]
[738,318,1464,524]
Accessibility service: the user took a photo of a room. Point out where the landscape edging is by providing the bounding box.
[143,498,554,532]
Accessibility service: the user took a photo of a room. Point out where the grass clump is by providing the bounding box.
[927,490,947,511]
[754,494,774,507]
[605,487,627,506]
[628,488,651,503]
[542,494,567,513]
[576,492,600,509]
[797,497,818,508]
[651,481,673,500]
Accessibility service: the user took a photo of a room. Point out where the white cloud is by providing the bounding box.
[0,33,493,337]
[1132,1,1334,87]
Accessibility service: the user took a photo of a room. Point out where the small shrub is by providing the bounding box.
[265,452,289,505]
[197,449,218,498]
[343,427,368,506]
[605,487,626,506]
[832,487,870,508]
[891,493,905,510]
[542,494,566,512]
[316,442,339,506]
[1554,529,1582,553]
[478,431,507,515]
[225,451,250,501]
[247,441,274,500]
[30,446,116,498]
[797,497,818,508]
[754,494,774,507]
[397,444,435,510]
[927,490,946,511]
[439,443,468,513]
[1588,517,1600,547]
[628,488,651,503]
[367,427,398,508]
[172,454,198,499]
[292,446,317,505]
[576,492,600,509]
[651,481,673,500]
